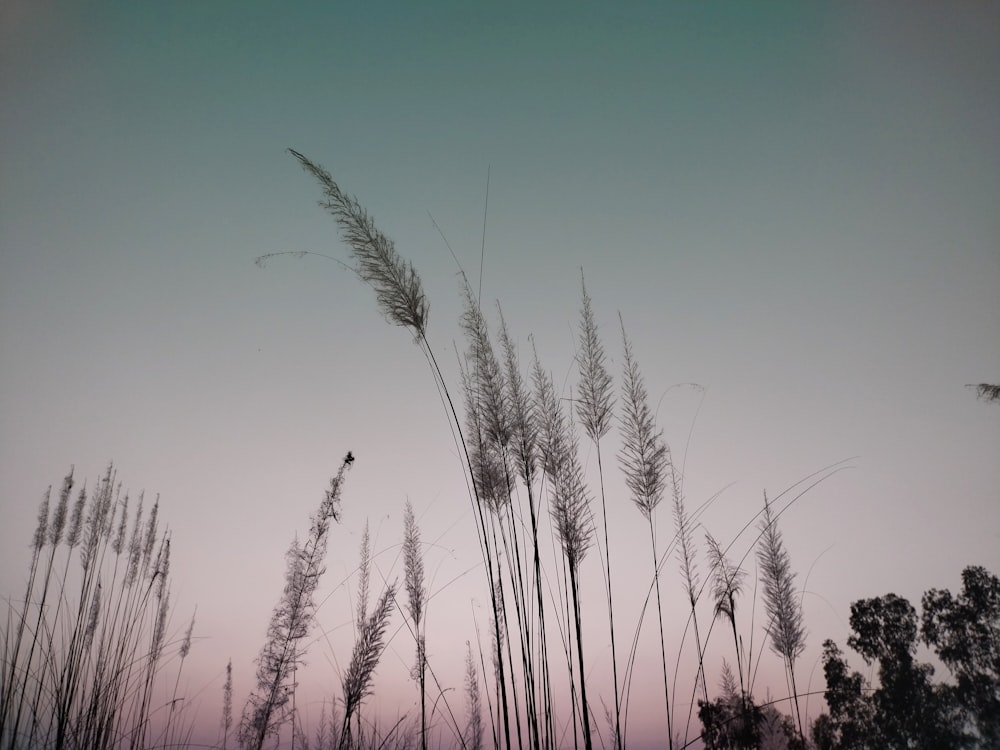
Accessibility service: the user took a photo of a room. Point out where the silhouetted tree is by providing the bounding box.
[812,566,1000,749]
[922,565,1000,746]
[697,688,803,750]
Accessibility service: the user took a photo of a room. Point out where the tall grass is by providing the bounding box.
[1,154,860,750]
[281,150,854,750]
[575,273,619,750]
[239,454,354,750]
[0,465,186,750]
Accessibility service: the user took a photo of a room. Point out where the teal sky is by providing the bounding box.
[2,3,998,748]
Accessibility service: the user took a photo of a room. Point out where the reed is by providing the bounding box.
[616,319,673,750]
[0,465,183,750]
[574,273,620,750]
[464,643,483,750]
[339,587,396,750]
[266,151,861,750]
[402,501,427,750]
[239,454,353,750]
[757,492,807,742]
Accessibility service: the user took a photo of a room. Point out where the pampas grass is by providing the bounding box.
[616,320,675,750]
[0,154,881,750]
[287,149,428,337]
[279,152,843,749]
[340,587,396,750]
[0,465,181,750]
[574,273,620,750]
[757,492,807,742]
[402,501,427,750]
[0,151,879,750]
[239,454,352,750]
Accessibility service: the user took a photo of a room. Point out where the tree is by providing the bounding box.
[697,685,803,750]
[922,565,1000,746]
[812,566,1000,749]
[845,594,964,748]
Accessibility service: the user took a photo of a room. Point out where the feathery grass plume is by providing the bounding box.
[33,486,52,550]
[617,320,676,750]
[464,642,484,750]
[357,520,371,629]
[719,661,739,701]
[0,487,50,741]
[757,492,806,740]
[548,430,594,572]
[705,532,749,697]
[457,297,514,750]
[403,500,428,750]
[83,582,102,651]
[462,288,511,452]
[535,359,592,569]
[111,493,128,555]
[11,480,65,749]
[618,321,668,519]
[576,273,614,443]
[665,451,710,735]
[222,659,234,750]
[499,316,556,750]
[340,585,396,750]
[164,608,197,747]
[575,277,621,750]
[288,149,428,336]
[497,306,538,487]
[142,494,160,572]
[968,382,1000,403]
[531,347,566,483]
[403,502,426,633]
[668,459,700,612]
[491,576,506,693]
[287,154,512,750]
[462,365,510,514]
[2,466,182,750]
[48,470,72,547]
[123,492,145,587]
[239,454,352,750]
[65,484,86,549]
[534,353,594,750]
[79,465,116,573]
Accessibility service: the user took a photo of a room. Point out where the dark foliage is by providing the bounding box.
[813,566,1000,749]
[698,693,804,750]
[922,565,1000,746]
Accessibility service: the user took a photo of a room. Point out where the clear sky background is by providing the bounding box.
[2,2,998,748]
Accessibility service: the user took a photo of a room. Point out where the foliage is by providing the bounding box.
[921,565,1000,746]
[697,691,803,750]
[813,566,1000,749]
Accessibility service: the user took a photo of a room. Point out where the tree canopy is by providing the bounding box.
[813,565,1000,750]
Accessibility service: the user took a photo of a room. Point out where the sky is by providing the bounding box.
[1,2,999,748]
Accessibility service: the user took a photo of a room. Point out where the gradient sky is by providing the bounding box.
[2,2,998,748]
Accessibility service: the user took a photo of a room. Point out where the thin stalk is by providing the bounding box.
[648,518,674,750]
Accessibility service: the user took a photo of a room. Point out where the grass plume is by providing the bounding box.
[239,454,353,750]
[757,492,807,741]
[287,149,428,337]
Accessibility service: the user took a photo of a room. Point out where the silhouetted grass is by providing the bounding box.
[279,150,849,750]
[1,465,189,750]
[2,156,865,750]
